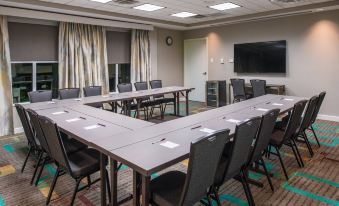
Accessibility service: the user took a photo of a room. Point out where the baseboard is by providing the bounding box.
[317,114,339,122]
[14,127,24,134]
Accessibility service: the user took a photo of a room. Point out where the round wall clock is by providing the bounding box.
[166,36,173,46]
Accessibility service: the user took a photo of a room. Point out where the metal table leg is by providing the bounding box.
[176,92,180,116]
[133,171,141,206]
[185,91,189,116]
[173,93,177,116]
[110,159,118,206]
[100,153,107,206]
[141,175,150,206]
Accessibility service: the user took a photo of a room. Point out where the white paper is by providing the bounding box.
[256,108,269,112]
[272,103,283,106]
[84,125,101,130]
[160,141,179,149]
[52,111,66,115]
[226,119,241,123]
[47,101,56,104]
[74,98,82,101]
[66,118,81,123]
[200,128,216,134]
[102,95,109,98]
[283,98,294,101]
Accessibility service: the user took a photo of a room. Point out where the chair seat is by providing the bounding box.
[269,129,285,146]
[150,171,186,206]
[158,97,175,104]
[61,133,88,154]
[68,148,100,178]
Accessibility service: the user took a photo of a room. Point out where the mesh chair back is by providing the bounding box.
[231,79,246,98]
[310,92,326,124]
[28,90,52,103]
[38,115,70,171]
[83,86,102,97]
[59,88,80,100]
[135,82,149,101]
[179,129,230,206]
[117,83,132,93]
[26,109,51,155]
[15,104,37,148]
[249,109,280,164]
[150,80,164,98]
[250,79,266,98]
[219,117,261,184]
[300,96,319,131]
[283,100,307,144]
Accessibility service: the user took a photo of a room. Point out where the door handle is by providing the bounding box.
[202,72,207,75]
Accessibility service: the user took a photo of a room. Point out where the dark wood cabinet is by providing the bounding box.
[206,80,227,107]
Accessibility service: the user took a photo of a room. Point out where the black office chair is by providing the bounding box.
[210,117,262,206]
[230,79,250,103]
[38,115,110,206]
[26,109,87,186]
[134,82,160,119]
[83,86,102,97]
[307,91,326,147]
[28,90,52,103]
[149,129,230,206]
[247,109,280,192]
[250,79,266,98]
[15,104,40,173]
[268,100,307,180]
[59,88,80,100]
[150,80,175,117]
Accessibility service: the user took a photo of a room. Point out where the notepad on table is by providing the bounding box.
[52,111,66,115]
[283,98,294,101]
[160,141,179,149]
[84,125,101,130]
[256,108,269,112]
[272,103,283,106]
[200,128,216,134]
[226,119,241,123]
[66,118,81,123]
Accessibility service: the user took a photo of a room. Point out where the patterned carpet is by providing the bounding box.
[0,102,338,206]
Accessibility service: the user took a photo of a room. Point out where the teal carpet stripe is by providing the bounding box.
[201,194,248,206]
[0,195,5,206]
[282,182,339,206]
[2,144,15,153]
[294,172,339,188]
[309,139,339,147]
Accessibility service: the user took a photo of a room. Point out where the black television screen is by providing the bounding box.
[234,40,286,73]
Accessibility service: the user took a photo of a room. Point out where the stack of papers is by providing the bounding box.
[160,141,179,149]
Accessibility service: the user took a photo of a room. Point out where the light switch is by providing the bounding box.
[220,58,225,64]
[228,58,234,63]
[210,58,214,63]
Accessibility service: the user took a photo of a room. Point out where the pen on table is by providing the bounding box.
[79,117,86,120]
[191,125,202,130]
[152,138,166,144]
[97,123,106,127]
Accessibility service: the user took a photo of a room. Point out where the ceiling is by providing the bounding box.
[0,0,339,29]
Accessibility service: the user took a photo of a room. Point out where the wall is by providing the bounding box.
[156,28,184,86]
[184,10,339,118]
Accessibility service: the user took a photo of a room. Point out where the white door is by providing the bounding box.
[184,38,208,102]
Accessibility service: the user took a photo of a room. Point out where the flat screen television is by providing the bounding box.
[234,40,286,73]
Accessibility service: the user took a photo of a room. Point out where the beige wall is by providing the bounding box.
[156,28,184,87]
[184,10,339,117]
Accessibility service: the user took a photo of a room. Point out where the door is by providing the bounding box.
[184,38,208,102]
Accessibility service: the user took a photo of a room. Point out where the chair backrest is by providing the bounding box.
[179,129,230,206]
[282,100,307,144]
[83,86,102,97]
[230,78,246,97]
[149,80,164,99]
[310,92,326,124]
[134,82,148,91]
[117,83,132,93]
[248,109,280,164]
[217,117,261,185]
[300,95,319,131]
[38,115,70,172]
[15,104,37,148]
[250,79,266,98]
[59,88,80,100]
[28,90,52,103]
[26,109,51,155]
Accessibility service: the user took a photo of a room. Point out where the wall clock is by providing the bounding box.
[166,36,173,46]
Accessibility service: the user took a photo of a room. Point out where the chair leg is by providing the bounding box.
[240,169,255,206]
[311,125,321,147]
[46,166,60,205]
[21,146,32,173]
[35,157,47,186]
[289,141,303,168]
[70,178,81,206]
[30,151,43,185]
[260,157,274,192]
[87,175,92,188]
[291,139,304,167]
[212,186,222,206]
[302,131,314,157]
[275,146,289,180]
[105,170,111,203]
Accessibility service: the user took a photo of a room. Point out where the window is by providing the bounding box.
[108,64,131,92]
[11,62,58,103]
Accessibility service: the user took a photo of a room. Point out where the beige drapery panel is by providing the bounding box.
[58,22,109,95]
[0,16,13,136]
[131,30,151,83]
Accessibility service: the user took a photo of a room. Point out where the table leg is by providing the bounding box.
[100,153,107,206]
[136,100,141,119]
[228,83,232,104]
[173,93,177,116]
[185,91,189,116]
[110,159,118,206]
[133,171,141,206]
[141,175,150,206]
[176,92,180,116]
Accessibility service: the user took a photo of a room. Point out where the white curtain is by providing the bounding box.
[0,15,13,136]
[58,22,109,95]
[131,30,151,83]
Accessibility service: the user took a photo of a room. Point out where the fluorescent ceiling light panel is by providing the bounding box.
[133,4,165,11]
[171,12,197,18]
[209,2,240,11]
[89,0,112,3]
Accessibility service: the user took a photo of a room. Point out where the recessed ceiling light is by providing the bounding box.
[171,12,197,18]
[209,2,240,11]
[89,0,112,3]
[133,4,165,11]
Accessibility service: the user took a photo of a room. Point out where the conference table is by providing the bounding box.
[21,86,306,206]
